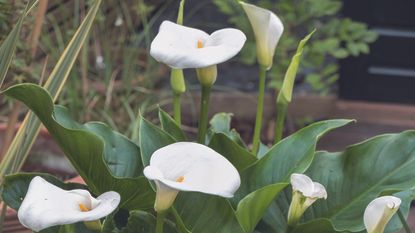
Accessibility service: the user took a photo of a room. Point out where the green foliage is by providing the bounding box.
[38,0,169,135]
[0,0,36,88]
[213,0,378,94]
[278,30,315,105]
[3,82,415,233]
[3,83,154,210]
[260,132,415,232]
[159,108,187,142]
[102,210,178,233]
[0,0,102,181]
[236,183,287,233]
[207,112,247,148]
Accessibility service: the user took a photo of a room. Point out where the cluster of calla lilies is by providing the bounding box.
[8,1,408,233]
[18,171,401,233]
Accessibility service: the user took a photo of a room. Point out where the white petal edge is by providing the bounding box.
[17,176,120,232]
[291,173,327,199]
[150,20,246,69]
[144,142,241,198]
[364,196,401,233]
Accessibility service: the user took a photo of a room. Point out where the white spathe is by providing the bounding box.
[240,1,284,70]
[290,173,327,201]
[287,173,327,225]
[150,21,246,69]
[17,176,120,232]
[364,196,401,233]
[144,142,241,212]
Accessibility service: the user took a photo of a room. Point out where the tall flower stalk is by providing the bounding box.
[170,0,186,126]
[240,2,284,154]
[252,65,267,153]
[196,65,217,143]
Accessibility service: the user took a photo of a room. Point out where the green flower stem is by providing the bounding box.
[170,69,185,126]
[173,93,182,127]
[83,220,102,232]
[397,209,412,233]
[274,101,287,144]
[156,211,167,233]
[197,85,211,144]
[252,66,267,155]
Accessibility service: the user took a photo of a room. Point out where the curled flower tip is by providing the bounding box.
[17,176,120,232]
[364,196,401,233]
[287,173,327,226]
[240,1,284,69]
[144,142,241,212]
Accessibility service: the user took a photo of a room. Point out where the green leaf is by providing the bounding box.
[42,222,93,233]
[139,117,176,167]
[102,210,177,233]
[257,142,270,159]
[235,119,352,201]
[208,133,256,171]
[0,0,37,88]
[277,30,315,104]
[208,112,247,148]
[291,219,341,233]
[232,120,351,232]
[236,183,288,233]
[3,84,154,210]
[158,108,187,142]
[331,48,349,59]
[302,131,415,232]
[174,193,244,233]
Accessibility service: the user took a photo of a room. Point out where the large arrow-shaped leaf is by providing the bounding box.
[235,119,353,202]
[303,132,415,232]
[3,84,154,210]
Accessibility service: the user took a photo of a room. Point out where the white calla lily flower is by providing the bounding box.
[287,173,327,226]
[240,1,284,69]
[17,176,120,232]
[364,196,401,233]
[144,142,241,212]
[150,20,246,69]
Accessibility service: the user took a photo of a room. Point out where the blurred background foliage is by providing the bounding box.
[0,0,173,138]
[0,0,378,136]
[213,0,378,95]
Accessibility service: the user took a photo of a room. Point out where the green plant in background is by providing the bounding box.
[36,0,172,137]
[213,0,378,94]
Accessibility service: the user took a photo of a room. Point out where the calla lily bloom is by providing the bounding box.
[143,142,241,212]
[287,173,327,226]
[364,196,401,233]
[240,2,284,69]
[17,176,120,232]
[150,20,246,69]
